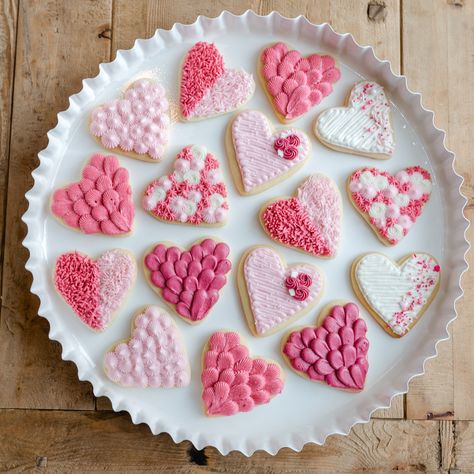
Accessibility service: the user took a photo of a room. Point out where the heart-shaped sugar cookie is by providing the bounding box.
[104,306,190,387]
[180,42,255,121]
[260,174,342,258]
[238,246,324,336]
[143,238,232,324]
[352,253,441,337]
[282,302,369,391]
[260,42,340,123]
[228,110,311,195]
[202,331,284,416]
[348,166,432,245]
[143,145,229,226]
[54,249,136,331]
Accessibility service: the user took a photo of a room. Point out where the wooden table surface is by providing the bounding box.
[1,0,473,471]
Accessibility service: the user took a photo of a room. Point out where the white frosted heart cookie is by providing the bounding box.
[314,81,394,159]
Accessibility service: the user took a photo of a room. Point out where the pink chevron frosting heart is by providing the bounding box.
[260,42,341,122]
[51,154,134,235]
[143,145,229,226]
[282,302,369,391]
[179,42,254,120]
[144,238,232,324]
[201,331,284,416]
[54,249,136,331]
[241,246,324,336]
[260,174,342,257]
[230,110,311,194]
[348,166,432,245]
[104,306,190,388]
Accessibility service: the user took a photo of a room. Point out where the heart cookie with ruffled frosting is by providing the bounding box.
[228,110,311,195]
[260,174,342,258]
[202,331,284,416]
[179,42,255,121]
[282,302,369,391]
[259,42,341,123]
[104,306,190,387]
[143,238,232,324]
[238,246,324,336]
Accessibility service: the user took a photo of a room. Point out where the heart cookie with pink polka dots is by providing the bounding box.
[348,167,432,245]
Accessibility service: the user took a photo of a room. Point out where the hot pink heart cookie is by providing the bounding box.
[180,42,255,121]
[239,246,324,336]
[260,42,341,123]
[104,306,190,387]
[202,331,284,416]
[260,174,342,258]
[89,79,170,162]
[51,154,134,236]
[143,145,229,226]
[282,302,369,391]
[348,166,432,245]
[143,238,232,324]
[54,249,136,331]
[228,110,311,195]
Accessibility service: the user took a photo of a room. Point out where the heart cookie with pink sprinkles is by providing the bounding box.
[202,331,284,416]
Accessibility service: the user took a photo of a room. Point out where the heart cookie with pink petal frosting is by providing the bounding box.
[259,42,341,123]
[201,331,284,416]
[282,302,369,391]
[143,238,232,324]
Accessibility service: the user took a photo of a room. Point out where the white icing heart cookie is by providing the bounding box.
[227,110,311,195]
[315,81,394,159]
[352,252,441,337]
[238,246,324,336]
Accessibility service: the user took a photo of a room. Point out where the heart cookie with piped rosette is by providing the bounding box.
[54,249,136,331]
[229,110,311,195]
[179,42,255,121]
[348,166,432,245]
[260,174,342,258]
[239,246,324,336]
[259,42,341,123]
[282,302,369,391]
[201,331,284,416]
[143,238,232,324]
[143,145,229,226]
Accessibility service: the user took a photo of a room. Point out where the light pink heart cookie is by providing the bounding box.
[51,154,134,236]
[180,42,255,121]
[228,110,311,195]
[201,331,284,416]
[239,246,324,336]
[260,174,342,258]
[104,306,190,388]
[54,249,136,331]
[89,79,171,162]
[143,145,229,226]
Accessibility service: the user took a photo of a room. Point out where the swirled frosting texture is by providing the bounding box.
[283,303,369,390]
[104,306,190,388]
[202,331,284,416]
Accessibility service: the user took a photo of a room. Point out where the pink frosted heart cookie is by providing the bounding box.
[143,145,229,226]
[282,302,369,391]
[143,238,232,324]
[259,42,341,123]
[260,174,342,258]
[315,81,394,159]
[54,249,136,331]
[51,154,134,236]
[238,246,324,336]
[202,331,284,416]
[348,166,432,245]
[104,306,190,387]
[179,42,255,121]
[227,110,311,195]
[89,79,170,162]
